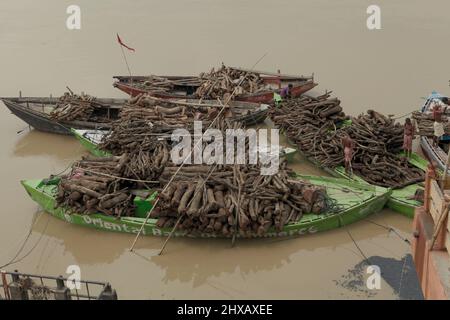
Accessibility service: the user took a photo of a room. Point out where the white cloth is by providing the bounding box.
[434,121,445,137]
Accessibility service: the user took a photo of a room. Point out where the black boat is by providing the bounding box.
[2,96,269,135]
[1,97,126,135]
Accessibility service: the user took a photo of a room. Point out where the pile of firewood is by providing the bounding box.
[151,163,330,237]
[195,64,265,100]
[270,94,424,189]
[133,76,202,92]
[50,91,99,122]
[412,111,450,136]
[99,120,173,155]
[55,155,140,217]
[120,94,238,125]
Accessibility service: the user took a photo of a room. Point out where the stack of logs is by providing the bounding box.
[137,76,202,92]
[50,91,98,122]
[120,94,239,125]
[270,93,424,189]
[195,64,265,100]
[412,111,450,136]
[151,163,330,236]
[55,155,156,217]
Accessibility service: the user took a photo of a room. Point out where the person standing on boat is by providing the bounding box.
[403,118,415,159]
[433,103,445,147]
[342,134,355,176]
[273,92,282,106]
[280,84,293,99]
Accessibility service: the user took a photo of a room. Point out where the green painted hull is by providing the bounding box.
[71,128,111,157]
[286,137,427,218]
[21,175,390,238]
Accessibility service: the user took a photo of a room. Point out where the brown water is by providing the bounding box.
[0,0,449,299]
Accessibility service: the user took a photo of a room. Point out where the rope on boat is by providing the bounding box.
[366,220,411,245]
[338,215,372,266]
[390,111,413,120]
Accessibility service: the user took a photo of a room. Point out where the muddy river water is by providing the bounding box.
[0,0,449,299]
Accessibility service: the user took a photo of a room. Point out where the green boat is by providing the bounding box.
[289,139,427,218]
[71,128,298,163]
[71,128,111,157]
[21,174,390,238]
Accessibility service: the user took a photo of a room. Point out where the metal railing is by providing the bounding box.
[0,270,117,300]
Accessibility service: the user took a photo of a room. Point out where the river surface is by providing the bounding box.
[0,0,449,299]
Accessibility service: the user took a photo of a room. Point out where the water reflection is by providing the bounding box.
[13,129,83,161]
[30,209,405,288]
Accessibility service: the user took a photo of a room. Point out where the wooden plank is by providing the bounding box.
[448,211,450,233]
[446,232,450,257]
[444,177,450,189]
[429,198,443,224]
[430,180,444,223]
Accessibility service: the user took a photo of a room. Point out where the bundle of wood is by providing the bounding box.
[351,110,404,153]
[133,76,202,92]
[56,155,138,217]
[270,92,347,131]
[50,91,99,122]
[98,120,174,155]
[120,95,230,126]
[152,163,330,237]
[412,111,450,136]
[269,94,424,189]
[195,64,265,100]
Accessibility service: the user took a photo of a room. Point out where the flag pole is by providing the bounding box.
[117,33,133,78]
[119,42,132,77]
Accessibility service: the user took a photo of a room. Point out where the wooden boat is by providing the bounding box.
[71,128,298,163]
[1,97,126,135]
[21,174,390,238]
[411,166,450,299]
[113,67,317,103]
[419,91,450,172]
[288,138,428,218]
[2,96,269,135]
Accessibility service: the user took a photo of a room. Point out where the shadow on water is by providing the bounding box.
[335,254,424,300]
[32,210,402,287]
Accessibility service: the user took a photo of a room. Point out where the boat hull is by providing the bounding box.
[2,99,113,135]
[71,129,112,157]
[21,175,390,238]
[3,99,72,135]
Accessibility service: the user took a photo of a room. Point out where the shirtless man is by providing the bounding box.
[403,118,415,159]
[433,103,444,147]
[342,134,355,176]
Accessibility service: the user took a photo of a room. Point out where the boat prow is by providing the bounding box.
[2,96,125,135]
[418,91,450,172]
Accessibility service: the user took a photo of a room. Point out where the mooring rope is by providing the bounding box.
[0,212,50,269]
